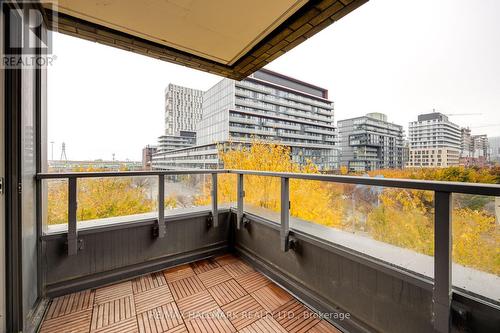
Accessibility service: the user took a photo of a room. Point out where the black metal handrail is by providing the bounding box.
[37,169,500,196]
[36,169,227,179]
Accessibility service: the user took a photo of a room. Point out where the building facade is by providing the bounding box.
[157,131,196,153]
[459,126,491,166]
[153,69,339,170]
[156,84,203,154]
[489,136,500,163]
[460,127,472,158]
[407,112,461,167]
[471,134,489,159]
[338,113,404,172]
[460,134,490,167]
[165,84,203,136]
[141,145,158,169]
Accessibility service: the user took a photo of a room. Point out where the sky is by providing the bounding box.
[48,0,500,161]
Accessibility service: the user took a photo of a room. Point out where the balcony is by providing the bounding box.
[33,169,500,333]
[4,2,499,332]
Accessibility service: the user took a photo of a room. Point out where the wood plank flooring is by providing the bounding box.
[39,254,341,333]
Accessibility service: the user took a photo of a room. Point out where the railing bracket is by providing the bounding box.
[280,177,290,252]
[65,238,84,253]
[207,212,214,228]
[242,216,251,228]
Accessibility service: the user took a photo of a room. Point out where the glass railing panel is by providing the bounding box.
[215,173,237,208]
[76,176,158,222]
[243,174,281,222]
[451,193,499,302]
[45,178,68,226]
[163,174,211,212]
[289,179,435,278]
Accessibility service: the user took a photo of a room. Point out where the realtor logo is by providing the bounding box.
[2,1,56,67]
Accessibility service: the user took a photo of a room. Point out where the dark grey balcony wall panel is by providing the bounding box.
[42,212,230,296]
[234,217,433,333]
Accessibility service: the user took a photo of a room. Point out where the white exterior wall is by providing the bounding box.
[165,84,203,136]
[408,114,461,167]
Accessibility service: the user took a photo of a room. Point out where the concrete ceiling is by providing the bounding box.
[42,0,368,79]
[47,0,307,65]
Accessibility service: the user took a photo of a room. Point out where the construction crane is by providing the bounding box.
[444,113,483,116]
[430,108,482,117]
[469,124,500,129]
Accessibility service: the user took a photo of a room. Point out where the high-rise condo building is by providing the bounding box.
[489,136,500,163]
[165,84,203,135]
[153,69,338,170]
[158,84,203,152]
[471,134,489,159]
[460,128,490,167]
[141,145,158,170]
[407,112,461,167]
[338,113,404,172]
[460,127,473,158]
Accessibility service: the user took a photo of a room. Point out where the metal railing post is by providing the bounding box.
[67,177,78,255]
[157,174,166,238]
[237,173,244,229]
[211,173,218,227]
[280,177,290,252]
[433,191,452,333]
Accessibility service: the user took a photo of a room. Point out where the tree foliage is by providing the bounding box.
[46,149,500,275]
[207,142,500,275]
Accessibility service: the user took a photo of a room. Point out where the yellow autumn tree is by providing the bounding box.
[47,175,156,225]
[196,141,344,227]
[366,168,499,275]
[47,167,176,225]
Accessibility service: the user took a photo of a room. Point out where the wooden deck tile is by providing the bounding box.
[45,289,94,320]
[184,310,236,333]
[165,325,189,333]
[164,264,195,282]
[39,308,92,333]
[191,259,220,274]
[95,281,134,305]
[92,317,139,333]
[90,295,136,331]
[134,284,173,313]
[176,290,219,321]
[251,284,293,312]
[136,302,184,333]
[235,271,271,293]
[133,272,168,293]
[238,316,288,333]
[273,300,320,333]
[169,275,206,300]
[221,294,266,330]
[41,256,340,333]
[222,261,253,279]
[308,321,342,333]
[208,279,247,306]
[214,254,240,266]
[198,267,232,288]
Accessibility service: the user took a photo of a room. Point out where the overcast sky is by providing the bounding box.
[48,0,500,161]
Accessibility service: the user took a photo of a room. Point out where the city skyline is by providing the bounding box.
[47,0,500,161]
